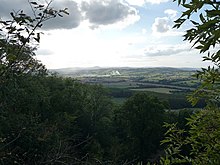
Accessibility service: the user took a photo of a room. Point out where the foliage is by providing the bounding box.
[0,1,203,164]
[160,1,220,165]
[0,0,68,77]
[0,74,116,164]
[160,108,220,165]
[173,0,220,105]
[0,1,171,164]
[113,93,167,164]
[0,0,69,111]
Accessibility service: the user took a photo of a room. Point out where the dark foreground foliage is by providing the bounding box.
[1,0,220,164]
[0,1,174,164]
[1,74,182,164]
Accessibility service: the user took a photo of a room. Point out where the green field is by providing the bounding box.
[130,87,181,94]
[54,67,205,109]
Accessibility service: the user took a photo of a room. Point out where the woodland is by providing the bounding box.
[0,0,220,164]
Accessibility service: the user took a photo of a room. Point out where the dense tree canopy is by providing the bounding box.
[113,93,167,164]
[0,2,168,164]
[2,0,213,164]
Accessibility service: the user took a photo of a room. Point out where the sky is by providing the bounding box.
[1,0,211,69]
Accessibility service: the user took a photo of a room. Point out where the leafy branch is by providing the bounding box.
[173,0,220,105]
[0,0,69,77]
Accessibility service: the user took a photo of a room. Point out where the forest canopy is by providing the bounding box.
[0,0,220,164]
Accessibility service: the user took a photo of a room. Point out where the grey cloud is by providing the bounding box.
[81,0,137,26]
[144,45,189,56]
[152,17,170,33]
[0,0,30,18]
[0,0,81,30]
[0,0,138,30]
[43,0,82,30]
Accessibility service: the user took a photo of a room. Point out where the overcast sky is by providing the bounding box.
[1,0,211,69]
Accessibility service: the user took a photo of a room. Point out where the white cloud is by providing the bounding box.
[142,28,147,34]
[125,0,146,6]
[36,27,209,69]
[37,28,134,68]
[125,0,170,6]
[164,9,178,19]
[144,43,191,56]
[36,48,54,56]
[151,9,182,36]
[152,17,170,33]
[145,0,170,4]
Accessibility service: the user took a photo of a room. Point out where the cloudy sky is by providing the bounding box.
[1,0,210,69]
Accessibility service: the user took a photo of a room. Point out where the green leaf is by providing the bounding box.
[30,2,38,5]
[34,33,40,43]
[183,4,192,8]
[191,20,199,25]
[199,13,205,23]
[195,45,203,50]
[207,10,220,17]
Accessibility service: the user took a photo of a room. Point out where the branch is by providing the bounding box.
[0,132,21,151]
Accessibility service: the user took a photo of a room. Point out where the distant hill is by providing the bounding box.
[50,67,198,78]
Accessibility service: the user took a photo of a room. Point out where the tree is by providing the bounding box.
[0,1,70,164]
[0,0,68,77]
[114,93,166,164]
[160,1,220,164]
[73,84,114,162]
[161,108,220,165]
[0,0,69,109]
[173,0,220,105]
